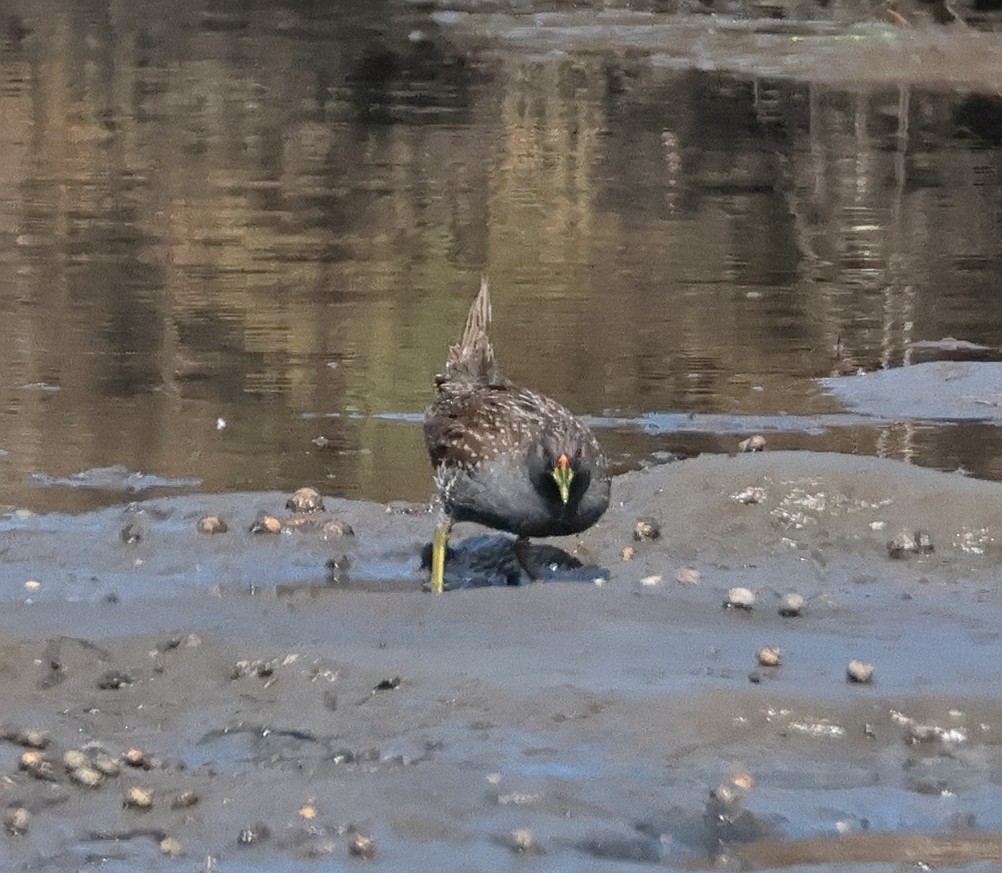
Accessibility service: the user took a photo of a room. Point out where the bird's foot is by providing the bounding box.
[513,538,609,583]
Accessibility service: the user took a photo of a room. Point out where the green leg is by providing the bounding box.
[430,521,451,594]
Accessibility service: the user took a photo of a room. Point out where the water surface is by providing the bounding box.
[3,0,1002,512]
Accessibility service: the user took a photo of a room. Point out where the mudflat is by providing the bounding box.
[2,451,1002,871]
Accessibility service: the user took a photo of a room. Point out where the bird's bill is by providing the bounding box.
[551,454,574,504]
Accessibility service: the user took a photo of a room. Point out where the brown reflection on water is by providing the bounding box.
[3,0,1002,512]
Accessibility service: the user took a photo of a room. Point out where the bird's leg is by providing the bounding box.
[430,520,452,594]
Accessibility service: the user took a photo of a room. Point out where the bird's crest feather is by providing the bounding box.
[438,278,507,387]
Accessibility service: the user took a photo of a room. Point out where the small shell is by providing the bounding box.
[69,765,103,788]
[731,772,754,791]
[325,555,351,584]
[633,518,661,542]
[170,790,200,809]
[93,753,121,777]
[159,836,184,857]
[124,786,154,810]
[97,670,134,690]
[510,828,543,855]
[63,750,89,770]
[914,529,934,554]
[887,530,912,557]
[847,660,875,684]
[250,513,282,534]
[120,522,143,544]
[778,592,804,617]
[348,833,376,859]
[738,434,766,453]
[4,807,30,835]
[732,486,767,505]
[757,646,782,667]
[287,487,325,513]
[19,751,56,782]
[887,529,916,558]
[322,518,354,538]
[237,823,269,845]
[724,587,756,611]
[197,515,228,534]
[2,726,49,749]
[123,748,148,768]
[675,567,701,586]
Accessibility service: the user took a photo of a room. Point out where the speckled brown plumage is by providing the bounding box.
[424,279,610,540]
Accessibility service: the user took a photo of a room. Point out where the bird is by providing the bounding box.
[423,278,611,592]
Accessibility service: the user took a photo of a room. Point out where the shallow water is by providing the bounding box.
[3,0,1002,513]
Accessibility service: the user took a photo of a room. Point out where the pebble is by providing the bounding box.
[847,659,875,684]
[3,807,30,836]
[287,487,325,513]
[124,786,154,810]
[757,646,782,667]
[633,517,661,542]
[738,434,766,452]
[250,513,282,534]
[724,587,756,611]
[510,828,543,855]
[778,592,804,617]
[621,546,635,561]
[197,515,228,534]
[348,833,376,860]
[640,575,662,587]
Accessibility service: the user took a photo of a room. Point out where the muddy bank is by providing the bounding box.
[2,451,1002,871]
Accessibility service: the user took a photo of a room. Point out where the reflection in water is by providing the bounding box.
[2,0,1002,512]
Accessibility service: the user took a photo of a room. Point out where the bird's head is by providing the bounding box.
[530,440,588,507]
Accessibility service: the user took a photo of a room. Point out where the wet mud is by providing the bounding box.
[2,451,1002,871]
